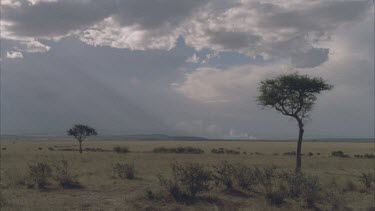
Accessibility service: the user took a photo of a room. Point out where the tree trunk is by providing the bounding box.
[79,140,82,154]
[295,119,304,173]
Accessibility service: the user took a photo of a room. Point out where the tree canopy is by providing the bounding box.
[67,124,98,141]
[257,73,333,121]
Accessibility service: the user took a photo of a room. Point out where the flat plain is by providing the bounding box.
[0,138,374,210]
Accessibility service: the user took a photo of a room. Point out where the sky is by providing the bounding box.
[0,0,374,139]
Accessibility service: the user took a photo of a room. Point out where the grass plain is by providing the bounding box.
[0,138,374,210]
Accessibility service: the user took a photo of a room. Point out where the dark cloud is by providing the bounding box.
[291,48,329,68]
[3,0,114,37]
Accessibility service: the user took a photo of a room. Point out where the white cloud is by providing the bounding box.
[173,65,290,103]
[6,51,23,59]
[185,54,201,63]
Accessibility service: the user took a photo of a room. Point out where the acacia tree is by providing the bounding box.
[257,73,332,172]
[67,124,98,154]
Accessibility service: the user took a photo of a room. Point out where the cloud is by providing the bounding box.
[185,54,200,63]
[1,0,371,67]
[6,51,23,59]
[173,65,288,103]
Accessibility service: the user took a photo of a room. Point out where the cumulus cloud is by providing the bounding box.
[185,54,201,63]
[6,51,23,59]
[1,0,372,67]
[173,65,288,103]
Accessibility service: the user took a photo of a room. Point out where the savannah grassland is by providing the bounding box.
[0,138,374,211]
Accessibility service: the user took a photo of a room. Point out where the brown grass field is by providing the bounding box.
[0,138,374,210]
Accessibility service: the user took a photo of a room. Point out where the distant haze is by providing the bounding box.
[1,0,374,139]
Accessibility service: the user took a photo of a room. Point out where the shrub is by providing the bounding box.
[211,148,240,154]
[331,150,350,158]
[211,148,225,154]
[325,184,349,211]
[48,147,55,151]
[283,151,296,156]
[113,163,135,180]
[54,159,81,189]
[359,172,374,189]
[2,147,6,150]
[158,162,211,200]
[225,149,240,155]
[254,166,278,193]
[354,154,375,159]
[212,161,236,189]
[266,191,285,206]
[113,146,130,153]
[85,148,109,152]
[235,164,258,191]
[0,192,6,207]
[308,152,314,156]
[278,171,320,207]
[38,147,43,150]
[27,162,52,189]
[153,147,204,154]
[343,179,357,192]
[144,189,164,201]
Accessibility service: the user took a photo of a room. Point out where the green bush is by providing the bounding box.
[54,159,82,189]
[331,150,350,158]
[212,161,236,189]
[265,191,285,206]
[113,163,135,180]
[359,172,374,189]
[278,171,321,207]
[235,164,259,191]
[158,162,212,201]
[253,165,277,193]
[153,147,204,154]
[27,162,52,189]
[113,146,130,153]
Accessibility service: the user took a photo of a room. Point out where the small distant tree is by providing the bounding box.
[257,73,332,172]
[67,124,98,153]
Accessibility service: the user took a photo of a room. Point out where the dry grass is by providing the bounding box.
[0,138,374,210]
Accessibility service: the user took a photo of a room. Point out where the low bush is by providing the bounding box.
[265,191,285,206]
[38,147,43,150]
[308,152,314,156]
[158,162,212,201]
[48,147,55,151]
[278,171,320,207]
[27,162,52,189]
[359,172,374,189]
[144,189,163,201]
[343,179,357,192]
[85,147,109,152]
[211,148,240,154]
[325,183,350,211]
[113,146,130,153]
[246,165,278,193]
[153,147,204,154]
[212,161,236,189]
[235,164,259,191]
[283,151,296,156]
[354,154,375,159]
[54,159,82,189]
[2,147,6,150]
[331,150,350,158]
[211,148,225,154]
[113,163,135,180]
